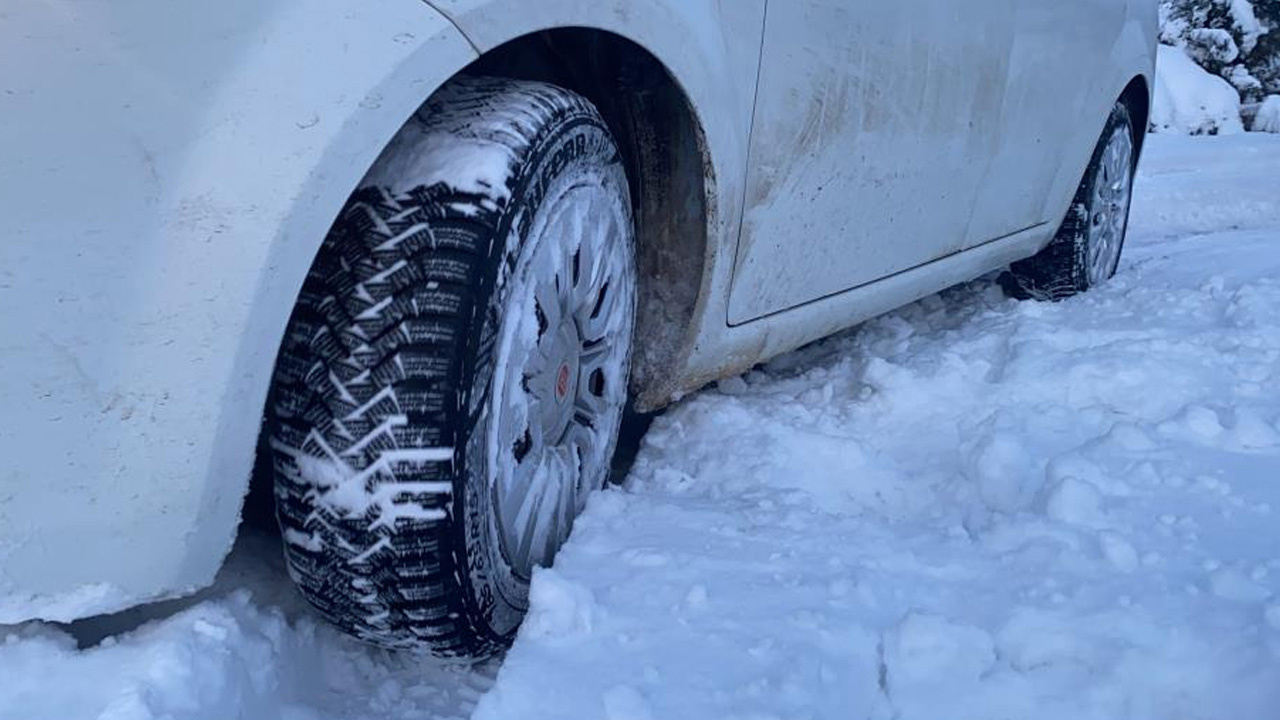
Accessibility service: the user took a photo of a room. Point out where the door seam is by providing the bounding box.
[725,0,772,326]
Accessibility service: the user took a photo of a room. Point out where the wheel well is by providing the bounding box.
[244,29,710,526]
[466,29,710,411]
[1119,74,1150,159]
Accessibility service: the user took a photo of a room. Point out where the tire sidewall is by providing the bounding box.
[456,114,634,644]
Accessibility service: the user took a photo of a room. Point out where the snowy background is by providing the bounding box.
[1155,0,1280,134]
[5,12,1280,720]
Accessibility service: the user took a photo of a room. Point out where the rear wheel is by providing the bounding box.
[266,76,637,658]
[1002,103,1137,301]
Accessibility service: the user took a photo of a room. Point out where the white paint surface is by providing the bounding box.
[728,0,1150,322]
[730,0,1016,319]
[0,0,477,621]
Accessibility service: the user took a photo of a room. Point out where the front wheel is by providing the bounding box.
[1002,103,1137,301]
[266,76,637,658]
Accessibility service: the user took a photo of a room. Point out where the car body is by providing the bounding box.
[0,0,1156,623]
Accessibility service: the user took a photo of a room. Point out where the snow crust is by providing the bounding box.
[4,134,1280,719]
[1151,44,1245,135]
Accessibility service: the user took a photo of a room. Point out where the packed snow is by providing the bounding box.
[3,133,1280,720]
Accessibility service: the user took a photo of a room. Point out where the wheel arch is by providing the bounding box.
[246,25,736,519]
[1118,73,1152,160]
[420,2,767,411]
[460,29,715,411]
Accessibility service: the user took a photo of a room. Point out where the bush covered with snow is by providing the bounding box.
[1255,93,1280,130]
[1161,0,1278,101]
[1158,0,1280,131]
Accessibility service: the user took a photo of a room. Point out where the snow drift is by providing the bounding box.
[1152,44,1246,134]
[1255,94,1280,132]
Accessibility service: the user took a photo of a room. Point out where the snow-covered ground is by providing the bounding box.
[4,133,1280,720]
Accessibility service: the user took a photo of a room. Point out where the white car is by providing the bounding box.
[0,1,1156,658]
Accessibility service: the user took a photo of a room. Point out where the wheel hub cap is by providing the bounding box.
[536,322,583,446]
[555,364,571,401]
[488,184,635,580]
[1086,125,1134,284]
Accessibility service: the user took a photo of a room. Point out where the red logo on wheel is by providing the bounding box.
[555,364,571,400]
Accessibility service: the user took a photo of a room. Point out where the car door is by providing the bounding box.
[728,0,1014,325]
[963,0,1128,248]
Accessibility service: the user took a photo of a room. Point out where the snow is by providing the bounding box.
[360,127,515,205]
[4,133,1280,719]
[1256,95,1280,133]
[0,533,498,720]
[1187,27,1241,65]
[1151,44,1245,135]
[1225,0,1265,55]
[274,437,453,529]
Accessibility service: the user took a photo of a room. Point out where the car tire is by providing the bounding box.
[266,76,637,659]
[1001,103,1137,301]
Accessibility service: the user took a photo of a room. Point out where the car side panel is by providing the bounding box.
[0,0,477,622]
[674,3,1157,401]
[965,0,1127,248]
[728,1,1015,323]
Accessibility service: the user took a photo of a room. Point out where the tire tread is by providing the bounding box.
[267,76,602,657]
[1002,103,1134,302]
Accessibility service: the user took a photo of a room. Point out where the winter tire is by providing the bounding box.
[1002,103,1137,301]
[266,76,637,658]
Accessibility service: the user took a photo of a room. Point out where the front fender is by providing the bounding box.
[0,0,476,622]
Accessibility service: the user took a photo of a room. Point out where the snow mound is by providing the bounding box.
[0,534,497,720]
[480,134,1280,719]
[520,569,599,641]
[1254,95,1280,133]
[1151,44,1244,135]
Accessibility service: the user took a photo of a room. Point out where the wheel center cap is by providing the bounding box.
[555,362,572,402]
[538,322,582,444]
